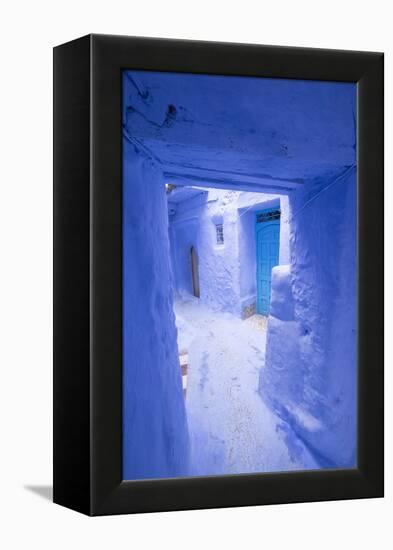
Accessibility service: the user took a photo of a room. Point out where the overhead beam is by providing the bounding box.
[163,165,297,194]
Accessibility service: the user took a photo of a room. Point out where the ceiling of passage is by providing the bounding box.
[123,70,356,194]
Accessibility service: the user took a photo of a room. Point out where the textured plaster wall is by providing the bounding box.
[278,195,291,265]
[123,139,189,480]
[169,189,241,314]
[261,168,357,467]
[197,189,241,314]
[169,188,288,318]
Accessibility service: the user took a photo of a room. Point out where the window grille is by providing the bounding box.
[256,209,281,223]
[215,223,224,245]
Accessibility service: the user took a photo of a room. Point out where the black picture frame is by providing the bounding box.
[53,34,384,516]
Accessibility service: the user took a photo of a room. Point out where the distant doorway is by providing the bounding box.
[256,209,280,315]
[190,246,200,298]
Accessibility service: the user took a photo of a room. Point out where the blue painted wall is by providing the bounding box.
[261,167,357,468]
[123,140,189,480]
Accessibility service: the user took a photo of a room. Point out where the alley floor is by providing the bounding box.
[174,298,320,477]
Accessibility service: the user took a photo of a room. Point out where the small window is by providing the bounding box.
[215,223,224,245]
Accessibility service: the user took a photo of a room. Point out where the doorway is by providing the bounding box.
[190,246,200,298]
[256,208,281,315]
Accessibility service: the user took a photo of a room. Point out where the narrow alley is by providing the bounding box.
[175,299,320,477]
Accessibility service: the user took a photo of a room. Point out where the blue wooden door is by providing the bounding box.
[256,210,280,315]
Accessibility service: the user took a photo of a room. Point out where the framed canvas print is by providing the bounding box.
[53,34,384,515]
